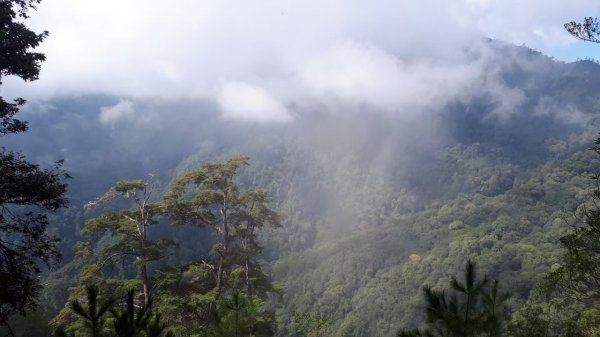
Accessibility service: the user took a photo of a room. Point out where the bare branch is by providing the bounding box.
[565,17,600,43]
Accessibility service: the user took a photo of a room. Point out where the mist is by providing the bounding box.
[2,1,599,121]
[4,2,600,336]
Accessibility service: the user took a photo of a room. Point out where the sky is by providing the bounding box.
[3,0,600,123]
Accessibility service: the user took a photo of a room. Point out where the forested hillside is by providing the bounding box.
[2,36,600,336]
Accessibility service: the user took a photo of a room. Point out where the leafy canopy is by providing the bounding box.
[0,0,67,326]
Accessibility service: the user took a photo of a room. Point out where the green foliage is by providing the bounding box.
[0,153,68,325]
[53,178,175,333]
[541,136,600,307]
[271,141,600,336]
[10,50,600,335]
[507,300,597,337]
[80,178,174,307]
[398,261,510,337]
[158,155,281,334]
[111,290,149,337]
[519,134,600,336]
[0,0,68,327]
[48,157,282,336]
[54,286,174,337]
[292,311,333,337]
[209,292,275,337]
[110,289,174,337]
[67,285,115,337]
[0,0,47,135]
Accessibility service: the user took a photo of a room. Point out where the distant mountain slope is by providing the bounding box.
[270,145,600,336]
[3,42,600,336]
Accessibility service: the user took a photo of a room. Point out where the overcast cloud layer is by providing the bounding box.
[2,0,600,123]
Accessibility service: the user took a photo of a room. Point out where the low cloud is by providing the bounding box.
[218,82,292,124]
[295,40,485,114]
[2,0,598,123]
[99,100,134,126]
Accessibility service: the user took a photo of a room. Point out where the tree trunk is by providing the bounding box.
[245,256,251,295]
[141,261,151,310]
[216,255,225,299]
[139,213,151,310]
[464,291,471,337]
[216,196,229,299]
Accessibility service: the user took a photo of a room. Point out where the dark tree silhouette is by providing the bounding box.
[398,261,509,337]
[111,290,148,337]
[0,0,68,327]
[0,0,48,135]
[55,287,174,337]
[564,17,600,43]
[110,289,174,337]
[69,286,114,337]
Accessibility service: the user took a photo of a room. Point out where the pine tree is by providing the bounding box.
[398,261,509,337]
[160,155,281,334]
[55,286,174,337]
[68,285,114,337]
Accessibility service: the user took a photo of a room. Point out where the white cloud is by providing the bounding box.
[454,0,599,48]
[295,40,483,113]
[218,82,292,124]
[2,0,598,123]
[99,100,134,126]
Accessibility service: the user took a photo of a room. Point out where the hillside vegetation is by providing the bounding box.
[3,43,600,336]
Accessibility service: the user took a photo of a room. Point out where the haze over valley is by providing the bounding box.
[2,1,600,336]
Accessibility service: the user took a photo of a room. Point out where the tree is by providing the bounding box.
[209,292,275,337]
[111,289,174,337]
[52,178,173,333]
[164,155,280,298]
[67,285,114,337]
[398,261,510,337]
[564,17,600,43]
[55,286,174,337]
[0,0,68,328]
[0,0,48,135]
[0,153,67,324]
[79,178,174,308]
[160,155,281,333]
[111,290,150,337]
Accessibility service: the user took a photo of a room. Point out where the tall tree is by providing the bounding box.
[164,155,280,299]
[79,178,174,308]
[0,0,68,327]
[160,156,281,334]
